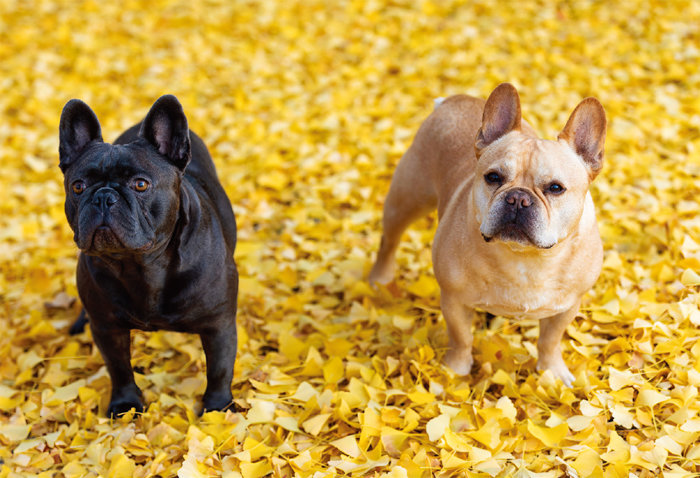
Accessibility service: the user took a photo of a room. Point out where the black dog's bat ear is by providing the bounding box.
[59,99,103,172]
[140,95,191,171]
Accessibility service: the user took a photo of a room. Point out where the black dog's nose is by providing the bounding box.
[92,188,119,209]
[504,189,532,208]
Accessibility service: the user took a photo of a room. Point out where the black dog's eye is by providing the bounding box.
[72,181,86,195]
[132,179,150,192]
[485,172,502,184]
[547,183,565,194]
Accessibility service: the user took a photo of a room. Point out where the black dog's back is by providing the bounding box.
[115,124,237,253]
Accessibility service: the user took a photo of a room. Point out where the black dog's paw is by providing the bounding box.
[69,309,88,335]
[107,387,144,418]
[200,392,234,415]
[107,398,144,418]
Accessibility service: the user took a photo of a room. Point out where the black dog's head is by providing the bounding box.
[59,95,191,256]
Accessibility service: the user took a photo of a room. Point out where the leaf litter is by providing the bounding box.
[1,0,700,477]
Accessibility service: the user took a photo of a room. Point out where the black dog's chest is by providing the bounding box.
[79,255,223,333]
[103,285,197,332]
[113,299,183,331]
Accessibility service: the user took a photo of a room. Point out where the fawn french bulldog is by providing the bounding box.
[370,83,606,386]
[59,95,238,416]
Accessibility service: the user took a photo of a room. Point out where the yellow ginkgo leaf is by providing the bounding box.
[526,420,568,448]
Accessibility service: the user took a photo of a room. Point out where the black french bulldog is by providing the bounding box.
[58,95,239,417]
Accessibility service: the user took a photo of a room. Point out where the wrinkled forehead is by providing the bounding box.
[69,142,166,178]
[527,139,587,179]
[480,134,587,180]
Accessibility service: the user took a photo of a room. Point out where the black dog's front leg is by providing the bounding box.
[90,324,143,417]
[199,324,237,413]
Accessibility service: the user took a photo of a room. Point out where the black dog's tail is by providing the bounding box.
[69,309,89,335]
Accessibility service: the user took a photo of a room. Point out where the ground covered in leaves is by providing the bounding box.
[1,0,700,476]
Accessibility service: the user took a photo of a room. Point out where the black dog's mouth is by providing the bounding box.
[83,226,155,255]
[87,225,125,253]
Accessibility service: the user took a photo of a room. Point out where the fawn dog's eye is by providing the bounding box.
[485,172,502,184]
[547,183,565,194]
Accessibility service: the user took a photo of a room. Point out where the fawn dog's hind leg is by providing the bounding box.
[370,145,437,285]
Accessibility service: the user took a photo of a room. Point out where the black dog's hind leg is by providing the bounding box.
[69,308,89,335]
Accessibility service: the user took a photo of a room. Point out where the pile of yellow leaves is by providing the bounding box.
[1,0,700,476]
